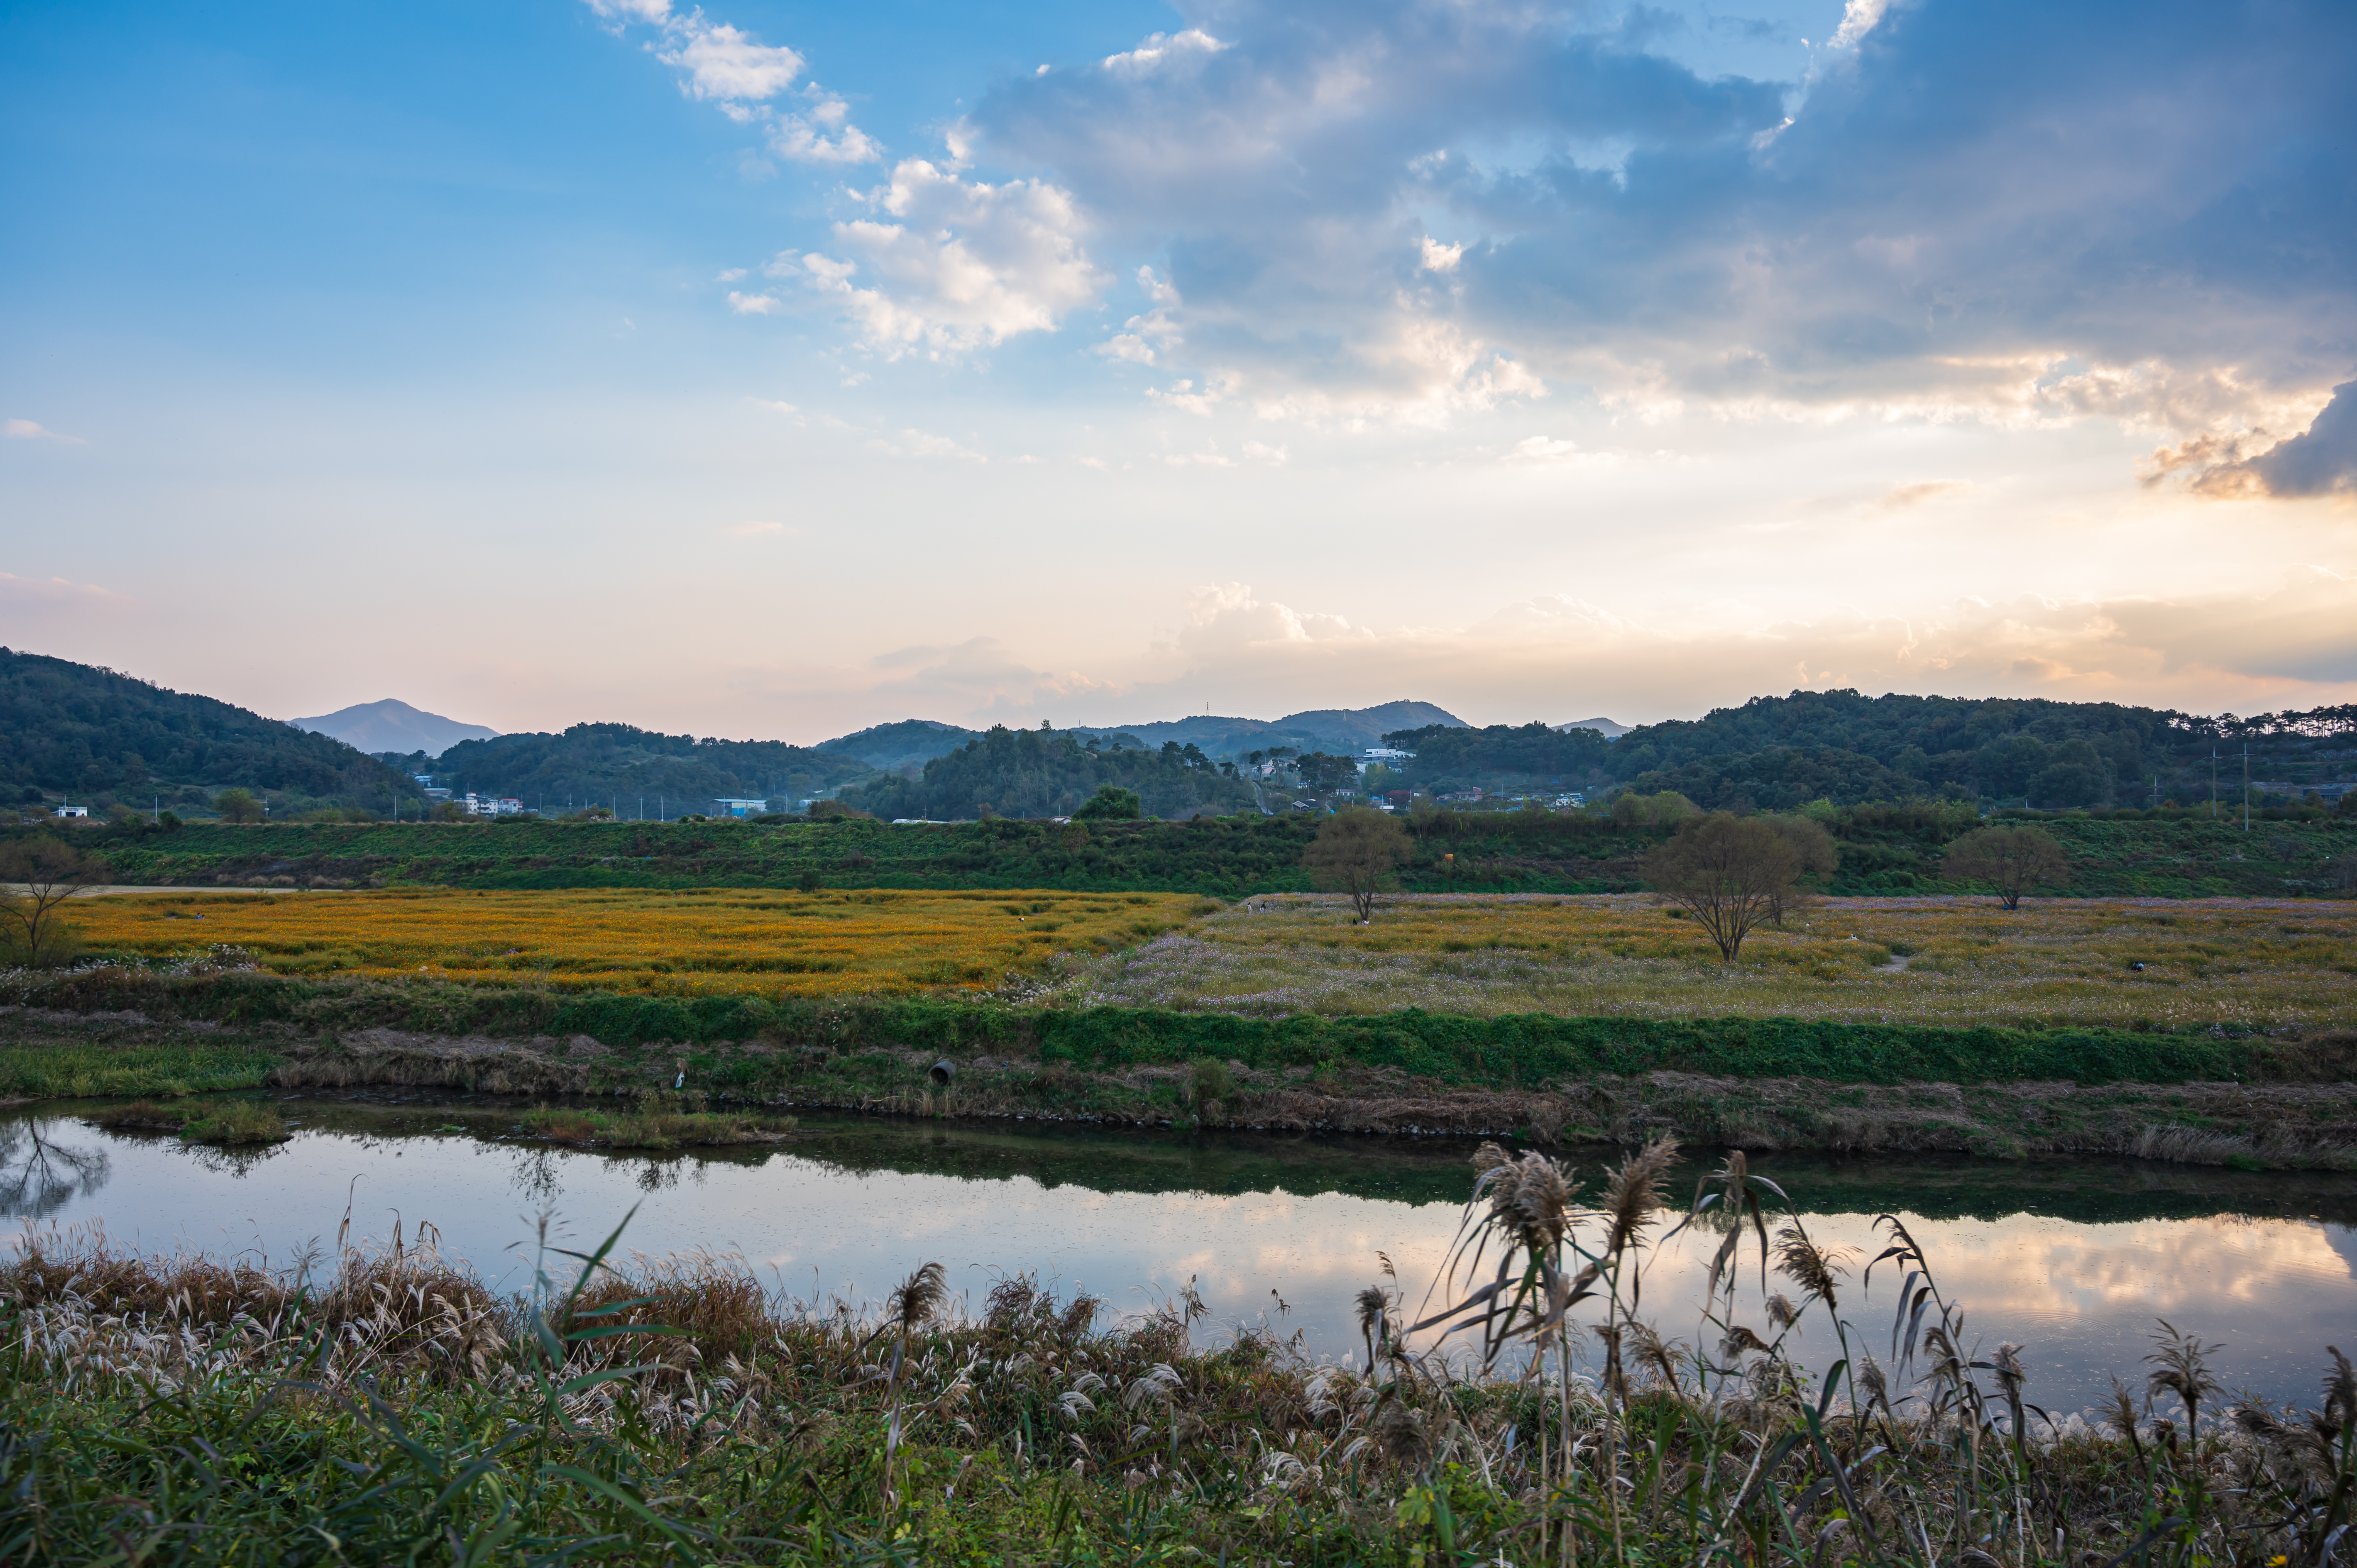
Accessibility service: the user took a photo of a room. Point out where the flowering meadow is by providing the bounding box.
[1059,893,2357,1032]
[63,888,1205,996]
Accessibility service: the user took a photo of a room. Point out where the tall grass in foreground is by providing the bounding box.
[2,1150,2353,1565]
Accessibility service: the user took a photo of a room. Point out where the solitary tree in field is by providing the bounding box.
[1303,806,1411,923]
[0,837,108,965]
[1762,814,1840,926]
[1642,812,1802,960]
[1941,824,2069,909]
[213,788,265,823]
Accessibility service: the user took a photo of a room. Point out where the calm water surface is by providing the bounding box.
[5,1094,2352,1416]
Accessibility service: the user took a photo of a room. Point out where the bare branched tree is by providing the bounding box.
[1642,813,1802,960]
[0,836,107,964]
[1941,824,2070,910]
[1762,814,1839,926]
[1302,806,1411,923]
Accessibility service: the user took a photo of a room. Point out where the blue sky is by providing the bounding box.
[3,0,2353,740]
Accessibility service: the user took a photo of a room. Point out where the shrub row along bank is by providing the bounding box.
[5,967,2347,1087]
[11,1000,2353,1167]
[26,811,2357,898]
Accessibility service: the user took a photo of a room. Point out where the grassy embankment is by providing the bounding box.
[20,808,2357,897]
[2,1151,2352,1565]
[5,944,2354,1164]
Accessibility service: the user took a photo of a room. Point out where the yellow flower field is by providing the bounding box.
[1064,893,2357,1031]
[66,888,1209,996]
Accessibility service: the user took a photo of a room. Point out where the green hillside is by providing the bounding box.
[812,718,978,773]
[841,724,1260,821]
[1387,691,2357,808]
[0,647,423,813]
[1610,690,2356,808]
[416,722,873,811]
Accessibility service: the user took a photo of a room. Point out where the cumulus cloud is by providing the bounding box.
[726,291,782,314]
[586,1,878,165]
[2149,381,2357,501]
[957,0,2356,449]
[796,159,1103,355]
[658,20,802,100]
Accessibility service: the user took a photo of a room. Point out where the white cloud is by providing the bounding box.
[1506,435,1593,464]
[1825,0,1892,51]
[584,0,671,22]
[658,21,803,101]
[714,267,747,281]
[726,520,792,536]
[1102,29,1227,77]
[957,0,2353,462]
[800,159,1103,355]
[768,100,882,165]
[1137,571,2357,720]
[726,291,782,314]
[861,635,1119,716]
[868,428,987,461]
[1146,377,1231,416]
[747,398,801,421]
[1093,266,1183,366]
[587,3,880,166]
[1241,440,1288,465]
[1876,480,1968,509]
[4,418,83,443]
[1095,334,1158,365]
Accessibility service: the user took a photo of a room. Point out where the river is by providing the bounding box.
[5,1092,2352,1417]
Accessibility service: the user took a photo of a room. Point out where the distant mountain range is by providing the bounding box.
[1067,699,1466,758]
[816,702,1476,774]
[294,698,497,756]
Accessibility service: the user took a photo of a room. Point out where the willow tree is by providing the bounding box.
[1642,812,1802,960]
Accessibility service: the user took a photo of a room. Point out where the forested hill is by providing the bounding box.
[1609,690,2356,810]
[1384,691,2356,809]
[0,647,421,810]
[814,718,980,774]
[427,723,874,811]
[843,725,1259,820]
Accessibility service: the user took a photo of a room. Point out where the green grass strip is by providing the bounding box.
[0,1043,281,1099]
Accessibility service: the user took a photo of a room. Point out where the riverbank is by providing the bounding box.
[6,993,2352,1168]
[3,1160,2352,1566]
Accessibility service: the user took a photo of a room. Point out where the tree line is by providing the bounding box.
[1383,690,2357,809]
